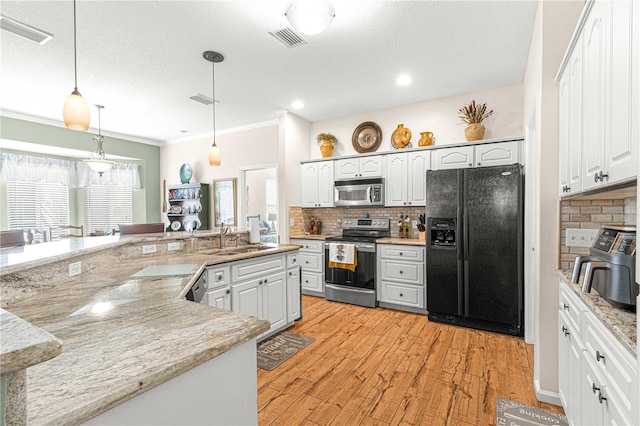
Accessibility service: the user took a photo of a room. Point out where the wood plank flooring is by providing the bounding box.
[258,295,564,426]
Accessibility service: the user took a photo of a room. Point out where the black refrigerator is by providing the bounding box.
[425,164,523,336]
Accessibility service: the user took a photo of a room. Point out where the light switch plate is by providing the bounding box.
[167,242,181,251]
[566,228,598,247]
[289,219,294,227]
[142,244,157,254]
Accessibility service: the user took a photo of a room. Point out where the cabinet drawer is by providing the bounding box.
[298,253,323,273]
[379,244,424,262]
[559,282,582,334]
[301,271,323,293]
[381,281,424,308]
[287,252,299,269]
[582,311,637,412]
[232,254,285,281]
[207,265,231,290]
[381,260,423,285]
[291,239,324,253]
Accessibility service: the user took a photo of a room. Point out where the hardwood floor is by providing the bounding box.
[258,295,564,425]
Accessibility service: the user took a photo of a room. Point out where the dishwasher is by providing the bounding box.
[185,272,207,303]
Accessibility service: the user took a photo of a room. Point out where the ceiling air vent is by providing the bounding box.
[0,14,53,45]
[189,93,214,105]
[269,27,307,49]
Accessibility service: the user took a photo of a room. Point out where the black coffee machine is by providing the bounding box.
[571,225,637,311]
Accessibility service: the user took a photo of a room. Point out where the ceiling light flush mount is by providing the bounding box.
[63,0,90,131]
[396,74,412,86]
[83,105,115,176]
[203,50,224,166]
[285,0,335,35]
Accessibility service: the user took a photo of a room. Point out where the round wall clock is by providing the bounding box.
[352,121,382,153]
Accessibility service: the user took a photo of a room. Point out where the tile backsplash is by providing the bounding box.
[559,198,636,270]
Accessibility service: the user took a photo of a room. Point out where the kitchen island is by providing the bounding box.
[0,233,298,425]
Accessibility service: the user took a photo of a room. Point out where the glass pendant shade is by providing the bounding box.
[63,89,90,131]
[84,158,114,175]
[286,0,335,35]
[209,143,221,166]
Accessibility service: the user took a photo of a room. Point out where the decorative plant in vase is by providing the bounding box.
[316,133,338,158]
[458,100,494,141]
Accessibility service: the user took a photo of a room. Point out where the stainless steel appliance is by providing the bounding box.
[185,272,207,303]
[334,178,384,207]
[571,225,637,310]
[324,218,390,307]
[425,164,524,336]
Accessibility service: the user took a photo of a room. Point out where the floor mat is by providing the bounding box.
[257,331,314,370]
[496,398,567,426]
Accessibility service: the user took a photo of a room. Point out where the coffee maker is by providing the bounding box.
[571,225,637,310]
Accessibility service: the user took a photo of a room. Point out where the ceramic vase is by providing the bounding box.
[418,131,435,146]
[464,123,485,141]
[319,140,334,158]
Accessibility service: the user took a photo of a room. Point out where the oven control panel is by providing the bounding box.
[342,218,389,230]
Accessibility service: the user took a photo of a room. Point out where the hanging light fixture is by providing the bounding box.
[203,50,224,166]
[83,105,115,176]
[285,0,335,35]
[63,0,90,131]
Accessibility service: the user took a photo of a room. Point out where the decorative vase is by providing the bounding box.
[319,140,334,158]
[464,123,485,141]
[418,131,435,146]
[391,124,412,149]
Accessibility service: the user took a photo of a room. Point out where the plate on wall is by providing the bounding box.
[170,221,181,231]
[352,121,382,153]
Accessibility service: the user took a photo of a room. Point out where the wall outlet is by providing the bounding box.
[412,220,418,229]
[167,242,181,251]
[289,219,295,227]
[566,228,599,247]
[142,244,157,254]
[69,261,81,277]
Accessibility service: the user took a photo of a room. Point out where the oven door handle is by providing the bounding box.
[325,284,372,294]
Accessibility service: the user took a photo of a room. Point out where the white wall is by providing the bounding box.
[522,0,584,403]
[308,84,524,159]
[245,168,275,221]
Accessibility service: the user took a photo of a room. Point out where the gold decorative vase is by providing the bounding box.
[418,131,435,146]
[391,124,412,149]
[319,140,334,158]
[464,123,485,141]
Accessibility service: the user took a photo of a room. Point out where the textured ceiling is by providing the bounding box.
[0,1,537,145]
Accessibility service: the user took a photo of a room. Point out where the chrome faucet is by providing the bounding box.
[219,223,229,249]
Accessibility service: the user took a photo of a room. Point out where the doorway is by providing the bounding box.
[239,164,278,244]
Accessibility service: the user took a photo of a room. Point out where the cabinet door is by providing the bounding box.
[300,163,319,207]
[581,354,605,426]
[582,1,608,191]
[263,272,287,333]
[558,315,571,412]
[231,279,262,318]
[407,151,430,206]
[287,267,301,321]
[559,71,571,196]
[432,146,474,170]
[568,39,584,194]
[359,156,383,177]
[475,142,519,167]
[385,153,407,207]
[606,0,636,184]
[317,161,334,207]
[208,287,231,310]
[334,158,359,179]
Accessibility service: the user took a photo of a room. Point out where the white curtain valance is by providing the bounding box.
[0,153,142,189]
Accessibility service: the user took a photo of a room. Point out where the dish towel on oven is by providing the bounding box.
[328,243,357,272]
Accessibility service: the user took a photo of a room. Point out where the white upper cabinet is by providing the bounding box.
[385,151,431,207]
[335,155,383,179]
[431,142,519,170]
[558,0,638,195]
[300,160,334,208]
[431,145,474,170]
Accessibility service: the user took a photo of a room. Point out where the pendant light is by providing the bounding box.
[83,105,115,176]
[203,50,224,166]
[63,0,90,131]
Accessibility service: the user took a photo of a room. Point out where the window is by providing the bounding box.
[84,185,133,234]
[6,181,69,241]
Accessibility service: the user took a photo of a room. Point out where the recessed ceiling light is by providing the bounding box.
[291,100,304,109]
[396,74,412,86]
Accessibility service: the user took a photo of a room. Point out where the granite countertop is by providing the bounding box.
[289,234,337,240]
[2,243,298,425]
[558,270,637,357]
[376,237,426,246]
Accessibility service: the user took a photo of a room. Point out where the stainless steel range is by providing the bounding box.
[324,218,390,308]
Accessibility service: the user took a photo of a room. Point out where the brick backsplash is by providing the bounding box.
[559,198,636,271]
[288,206,425,238]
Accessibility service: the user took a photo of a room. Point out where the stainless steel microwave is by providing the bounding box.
[334,178,384,207]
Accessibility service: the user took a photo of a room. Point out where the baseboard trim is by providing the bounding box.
[534,379,562,406]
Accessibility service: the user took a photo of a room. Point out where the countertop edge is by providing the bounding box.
[376,238,425,246]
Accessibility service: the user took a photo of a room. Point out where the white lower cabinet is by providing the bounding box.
[291,239,325,296]
[205,265,231,310]
[287,253,301,322]
[558,280,638,425]
[377,244,426,312]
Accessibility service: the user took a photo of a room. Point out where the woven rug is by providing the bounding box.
[257,331,314,370]
[496,398,567,426]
